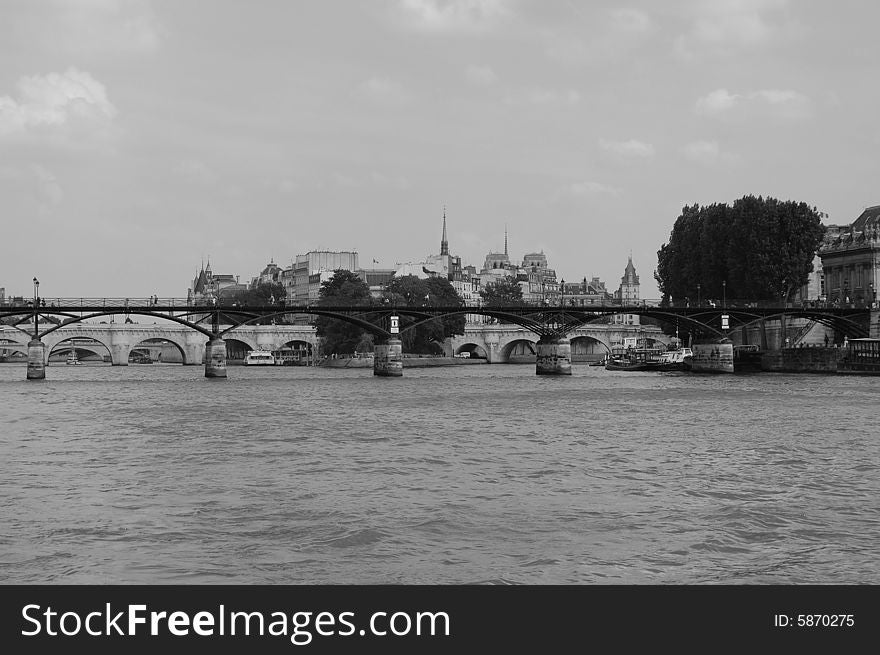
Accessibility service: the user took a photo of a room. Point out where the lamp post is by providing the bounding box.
[696,283,701,307]
[32,277,40,335]
[560,278,565,308]
[722,280,726,309]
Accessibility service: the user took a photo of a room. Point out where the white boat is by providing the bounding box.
[656,347,693,371]
[243,350,276,366]
[66,349,81,366]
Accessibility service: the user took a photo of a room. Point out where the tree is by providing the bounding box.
[383,275,466,354]
[226,281,285,307]
[224,281,287,324]
[479,275,525,307]
[655,195,825,304]
[314,270,373,355]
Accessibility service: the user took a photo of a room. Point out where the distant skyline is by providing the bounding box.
[2,0,879,299]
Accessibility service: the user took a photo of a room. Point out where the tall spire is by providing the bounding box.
[504,225,508,257]
[440,205,449,256]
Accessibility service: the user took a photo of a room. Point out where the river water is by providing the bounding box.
[1,362,878,584]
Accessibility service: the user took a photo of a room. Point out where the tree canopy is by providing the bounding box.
[655,195,826,304]
[383,275,465,354]
[226,281,285,307]
[315,269,373,355]
[479,275,525,307]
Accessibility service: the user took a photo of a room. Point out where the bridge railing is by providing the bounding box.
[10,298,192,309]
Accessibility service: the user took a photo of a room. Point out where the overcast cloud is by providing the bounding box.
[1,0,878,298]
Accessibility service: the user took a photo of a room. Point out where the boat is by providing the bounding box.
[604,347,665,371]
[655,347,694,371]
[66,349,81,366]
[243,350,276,366]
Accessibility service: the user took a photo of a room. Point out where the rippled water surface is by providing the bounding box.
[1,363,878,584]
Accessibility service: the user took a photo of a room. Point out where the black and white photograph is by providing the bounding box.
[1,0,878,648]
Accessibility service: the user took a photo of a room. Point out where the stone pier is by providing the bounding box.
[535,337,572,375]
[26,339,46,380]
[204,338,227,378]
[374,338,403,377]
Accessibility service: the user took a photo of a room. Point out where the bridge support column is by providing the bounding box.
[27,339,46,380]
[374,338,403,377]
[205,338,227,378]
[109,344,130,366]
[536,337,572,376]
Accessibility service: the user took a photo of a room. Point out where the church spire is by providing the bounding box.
[440,205,449,256]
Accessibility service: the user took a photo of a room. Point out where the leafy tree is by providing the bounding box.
[479,275,525,307]
[224,281,287,323]
[315,270,373,355]
[655,195,825,304]
[383,275,465,354]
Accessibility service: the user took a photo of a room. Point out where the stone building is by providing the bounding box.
[819,205,880,306]
[613,256,640,325]
[187,260,247,303]
[293,251,359,304]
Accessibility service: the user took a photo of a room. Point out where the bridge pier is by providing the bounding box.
[26,339,46,380]
[374,338,403,377]
[205,338,227,378]
[536,337,572,376]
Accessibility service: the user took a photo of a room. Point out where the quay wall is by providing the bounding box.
[761,347,844,373]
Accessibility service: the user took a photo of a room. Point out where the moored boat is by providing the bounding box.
[604,347,665,371]
[655,347,693,371]
[243,350,276,366]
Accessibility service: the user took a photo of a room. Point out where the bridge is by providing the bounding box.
[1,297,874,379]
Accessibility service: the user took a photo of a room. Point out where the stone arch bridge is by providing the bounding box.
[449,323,670,363]
[0,324,317,367]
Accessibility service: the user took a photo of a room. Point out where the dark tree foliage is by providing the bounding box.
[224,281,287,324]
[226,281,285,306]
[479,275,525,307]
[315,270,373,355]
[655,195,825,304]
[383,275,465,354]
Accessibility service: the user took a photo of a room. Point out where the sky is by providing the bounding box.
[2,0,879,300]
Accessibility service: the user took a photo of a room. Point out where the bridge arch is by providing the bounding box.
[570,335,610,361]
[48,337,109,363]
[225,337,258,362]
[0,337,29,361]
[501,338,538,362]
[37,310,215,339]
[454,342,488,359]
[128,337,190,364]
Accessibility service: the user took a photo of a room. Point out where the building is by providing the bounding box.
[280,265,296,303]
[394,208,463,282]
[613,256,640,325]
[818,206,880,306]
[355,268,396,299]
[293,251,359,305]
[251,259,283,288]
[187,260,248,304]
[560,276,613,307]
[518,252,558,304]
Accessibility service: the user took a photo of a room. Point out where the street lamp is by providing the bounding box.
[722,280,726,308]
[696,283,701,307]
[33,277,39,302]
[560,278,565,307]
